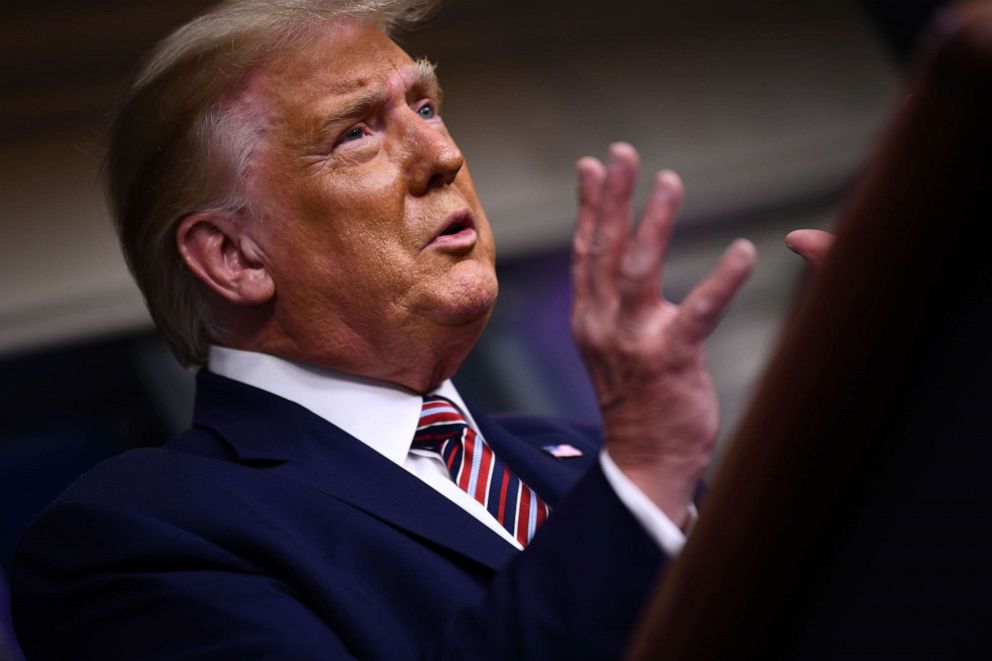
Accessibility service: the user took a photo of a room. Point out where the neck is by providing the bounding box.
[216,308,491,394]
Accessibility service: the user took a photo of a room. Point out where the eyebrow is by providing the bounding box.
[410,58,443,106]
[319,58,442,128]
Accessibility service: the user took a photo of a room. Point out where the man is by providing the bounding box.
[12,0,827,658]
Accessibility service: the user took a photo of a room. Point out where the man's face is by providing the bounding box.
[243,20,497,385]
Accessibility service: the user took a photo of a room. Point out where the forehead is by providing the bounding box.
[249,20,418,122]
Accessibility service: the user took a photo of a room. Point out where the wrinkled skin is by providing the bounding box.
[190,20,498,393]
[569,145,835,523]
[571,144,756,524]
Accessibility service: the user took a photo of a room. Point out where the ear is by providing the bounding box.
[176,212,275,306]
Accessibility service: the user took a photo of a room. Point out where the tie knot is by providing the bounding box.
[413,397,468,453]
[411,395,551,546]
[419,396,467,426]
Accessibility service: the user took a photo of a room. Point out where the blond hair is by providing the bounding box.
[106,0,440,366]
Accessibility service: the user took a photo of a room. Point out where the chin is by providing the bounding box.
[430,263,499,328]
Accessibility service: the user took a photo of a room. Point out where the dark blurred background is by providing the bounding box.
[0,0,949,657]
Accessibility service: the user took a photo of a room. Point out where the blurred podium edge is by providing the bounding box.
[628,4,992,659]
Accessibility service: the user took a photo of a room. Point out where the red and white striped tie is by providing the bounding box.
[412,396,550,546]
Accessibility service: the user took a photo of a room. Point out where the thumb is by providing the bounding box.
[785,229,835,270]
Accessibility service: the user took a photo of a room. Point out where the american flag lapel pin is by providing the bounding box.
[541,443,583,459]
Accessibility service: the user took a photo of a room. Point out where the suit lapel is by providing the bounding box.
[191,370,518,572]
[468,404,598,508]
[273,421,520,571]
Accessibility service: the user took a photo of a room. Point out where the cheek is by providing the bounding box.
[299,166,407,241]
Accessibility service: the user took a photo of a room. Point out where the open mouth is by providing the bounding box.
[439,210,475,236]
[427,210,477,250]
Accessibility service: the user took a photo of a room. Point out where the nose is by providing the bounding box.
[405,112,464,196]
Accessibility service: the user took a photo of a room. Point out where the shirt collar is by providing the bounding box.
[207,345,477,467]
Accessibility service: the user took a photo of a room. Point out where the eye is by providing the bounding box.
[341,126,366,143]
[417,103,436,120]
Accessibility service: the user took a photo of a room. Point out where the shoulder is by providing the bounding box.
[26,428,298,549]
[55,430,238,506]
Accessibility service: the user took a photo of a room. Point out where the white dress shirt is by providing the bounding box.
[209,346,689,556]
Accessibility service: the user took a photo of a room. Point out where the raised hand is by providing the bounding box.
[571,143,756,526]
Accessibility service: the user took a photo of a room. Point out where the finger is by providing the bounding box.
[588,142,639,304]
[618,170,683,314]
[676,239,756,343]
[572,157,607,307]
[785,229,835,270]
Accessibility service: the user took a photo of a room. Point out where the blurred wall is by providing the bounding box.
[0,4,920,657]
[1,0,897,356]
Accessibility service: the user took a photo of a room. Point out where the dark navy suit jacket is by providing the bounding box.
[13,370,665,659]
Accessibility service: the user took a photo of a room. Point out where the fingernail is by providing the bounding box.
[608,142,634,163]
[607,146,622,166]
[653,177,672,198]
[654,170,683,199]
[659,169,682,188]
[731,239,757,263]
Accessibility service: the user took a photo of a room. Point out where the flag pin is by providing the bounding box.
[541,443,583,459]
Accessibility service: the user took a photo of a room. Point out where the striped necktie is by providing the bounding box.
[412,396,550,546]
